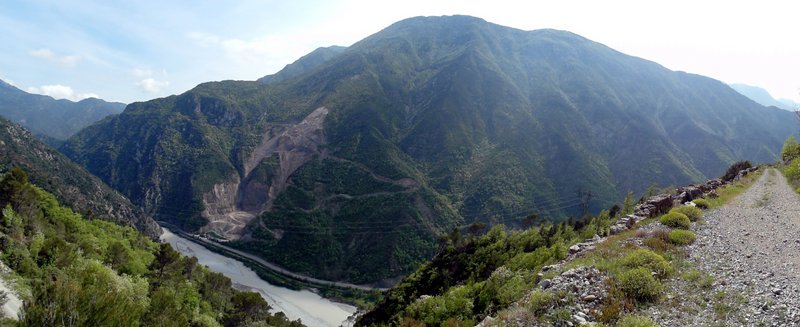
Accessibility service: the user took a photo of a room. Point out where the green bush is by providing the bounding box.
[782,135,800,163]
[621,249,672,279]
[527,290,557,315]
[617,267,663,302]
[659,212,691,229]
[786,158,800,183]
[670,206,702,222]
[691,198,710,209]
[643,236,673,252]
[721,160,752,182]
[617,314,659,327]
[669,230,696,246]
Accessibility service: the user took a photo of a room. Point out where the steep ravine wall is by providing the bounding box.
[199,107,329,240]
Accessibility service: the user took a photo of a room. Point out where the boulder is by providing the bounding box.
[644,194,673,216]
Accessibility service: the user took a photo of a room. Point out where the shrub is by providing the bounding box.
[617,267,663,302]
[721,160,752,182]
[659,212,691,229]
[621,249,672,279]
[691,198,710,209]
[527,290,557,315]
[643,237,673,252]
[786,158,800,183]
[670,206,702,222]
[668,229,696,246]
[617,314,659,327]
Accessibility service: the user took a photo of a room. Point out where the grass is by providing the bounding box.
[659,212,691,229]
[670,206,702,222]
[668,230,696,245]
[707,168,764,208]
[529,169,764,323]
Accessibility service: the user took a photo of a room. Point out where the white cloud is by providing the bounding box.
[187,31,309,68]
[131,68,154,78]
[28,48,80,67]
[137,78,169,93]
[29,48,55,60]
[27,84,98,101]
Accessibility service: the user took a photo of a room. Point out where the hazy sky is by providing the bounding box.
[1,0,798,104]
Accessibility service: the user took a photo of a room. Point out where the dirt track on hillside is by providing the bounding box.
[651,168,800,325]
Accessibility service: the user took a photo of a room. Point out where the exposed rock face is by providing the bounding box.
[199,107,329,240]
[676,185,703,203]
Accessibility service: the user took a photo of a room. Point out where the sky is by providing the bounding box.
[1,0,798,104]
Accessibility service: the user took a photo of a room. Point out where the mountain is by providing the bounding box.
[0,167,304,326]
[61,15,797,283]
[0,79,125,144]
[0,116,160,237]
[729,83,797,110]
[258,45,347,84]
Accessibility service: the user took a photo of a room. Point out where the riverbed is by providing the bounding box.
[160,228,357,327]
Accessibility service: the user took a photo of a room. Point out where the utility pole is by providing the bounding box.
[577,190,593,216]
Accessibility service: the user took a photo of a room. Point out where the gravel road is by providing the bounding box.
[651,168,800,326]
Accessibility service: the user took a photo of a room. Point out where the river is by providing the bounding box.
[160,228,357,327]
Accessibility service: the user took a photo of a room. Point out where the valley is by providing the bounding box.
[0,8,798,326]
[160,228,357,327]
[59,15,797,286]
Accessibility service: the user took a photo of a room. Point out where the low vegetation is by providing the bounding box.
[357,161,763,326]
[782,135,800,192]
[0,167,304,326]
[691,198,709,209]
[668,229,697,245]
[659,212,691,229]
[617,314,659,327]
[669,206,702,222]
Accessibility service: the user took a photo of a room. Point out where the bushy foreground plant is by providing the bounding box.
[691,198,710,209]
[670,206,702,222]
[621,249,672,279]
[617,314,659,327]
[617,267,663,302]
[659,212,691,229]
[668,229,696,245]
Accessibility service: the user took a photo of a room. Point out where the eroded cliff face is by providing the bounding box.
[199,107,329,240]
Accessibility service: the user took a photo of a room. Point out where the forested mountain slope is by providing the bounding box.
[0,117,159,237]
[0,168,304,326]
[0,80,124,144]
[61,15,796,283]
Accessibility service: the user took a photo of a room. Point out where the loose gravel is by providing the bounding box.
[649,168,800,326]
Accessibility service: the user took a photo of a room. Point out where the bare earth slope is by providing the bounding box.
[656,168,800,325]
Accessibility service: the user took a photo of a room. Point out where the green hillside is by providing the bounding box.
[0,117,160,238]
[61,15,797,283]
[0,80,124,144]
[0,167,304,326]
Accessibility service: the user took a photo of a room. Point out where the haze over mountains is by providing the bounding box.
[58,15,797,283]
[730,83,799,111]
[0,80,124,145]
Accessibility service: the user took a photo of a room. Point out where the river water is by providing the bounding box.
[160,228,357,327]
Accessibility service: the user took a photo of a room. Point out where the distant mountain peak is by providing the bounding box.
[0,83,125,142]
[62,15,798,284]
[730,83,796,110]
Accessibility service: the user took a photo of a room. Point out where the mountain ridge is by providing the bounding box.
[0,80,125,143]
[62,15,797,283]
[730,83,798,110]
